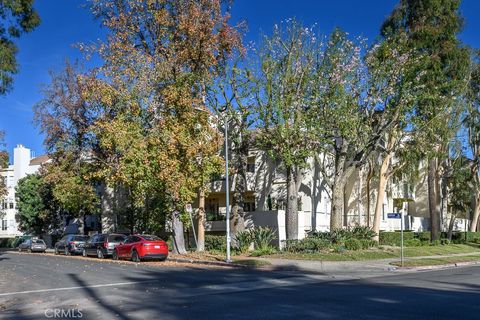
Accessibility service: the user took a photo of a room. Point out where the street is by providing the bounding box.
[1,251,480,319]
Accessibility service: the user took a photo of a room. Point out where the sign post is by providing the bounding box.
[387,211,403,267]
[400,208,404,267]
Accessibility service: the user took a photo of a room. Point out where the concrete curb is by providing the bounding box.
[394,260,480,271]
[167,258,250,268]
[6,248,251,269]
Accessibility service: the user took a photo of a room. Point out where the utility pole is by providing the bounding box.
[224,108,232,263]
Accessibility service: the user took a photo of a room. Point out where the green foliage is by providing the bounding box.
[234,230,253,253]
[251,227,277,250]
[404,239,422,247]
[417,232,431,242]
[308,226,377,243]
[205,235,227,252]
[0,237,19,248]
[441,239,451,245]
[344,238,362,251]
[359,239,377,250]
[379,231,415,246]
[15,173,61,235]
[0,0,40,94]
[350,226,377,240]
[284,238,331,253]
[430,240,441,246]
[250,247,278,257]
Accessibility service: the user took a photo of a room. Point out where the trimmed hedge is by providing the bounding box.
[205,235,227,252]
[284,238,331,253]
[380,231,480,246]
[379,231,415,246]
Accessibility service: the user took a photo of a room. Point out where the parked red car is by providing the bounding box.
[112,235,168,262]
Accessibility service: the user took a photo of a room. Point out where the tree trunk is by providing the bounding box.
[286,166,298,240]
[330,152,346,230]
[373,152,391,242]
[428,158,441,241]
[447,212,456,241]
[366,162,374,228]
[469,194,480,232]
[196,189,205,252]
[172,210,187,254]
[231,166,246,235]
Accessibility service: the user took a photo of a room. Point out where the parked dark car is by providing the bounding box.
[18,239,46,253]
[113,235,168,262]
[82,233,126,259]
[54,234,89,255]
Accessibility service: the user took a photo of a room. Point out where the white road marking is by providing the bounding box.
[0,280,155,297]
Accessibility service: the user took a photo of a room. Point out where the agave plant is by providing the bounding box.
[234,230,253,253]
[252,226,277,250]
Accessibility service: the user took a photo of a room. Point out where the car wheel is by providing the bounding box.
[97,249,105,259]
[131,250,141,263]
[112,250,118,261]
[54,247,59,255]
[82,249,87,257]
[65,247,70,256]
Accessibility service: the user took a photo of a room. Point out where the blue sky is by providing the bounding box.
[1,0,479,159]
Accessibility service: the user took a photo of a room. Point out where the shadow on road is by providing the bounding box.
[2,253,480,319]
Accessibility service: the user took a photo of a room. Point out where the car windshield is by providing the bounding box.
[73,236,88,241]
[32,239,45,244]
[141,235,161,241]
[108,235,125,242]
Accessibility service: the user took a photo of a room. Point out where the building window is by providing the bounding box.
[206,198,220,221]
[1,220,7,231]
[9,202,14,209]
[246,162,255,173]
[243,202,256,212]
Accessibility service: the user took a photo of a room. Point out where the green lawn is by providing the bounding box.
[391,255,480,267]
[265,244,480,262]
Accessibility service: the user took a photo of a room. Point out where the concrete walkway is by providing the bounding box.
[254,252,480,276]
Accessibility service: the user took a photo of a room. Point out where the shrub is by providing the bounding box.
[430,240,441,246]
[252,227,277,250]
[329,228,353,243]
[166,235,174,252]
[404,239,422,247]
[333,245,347,253]
[417,232,431,242]
[359,239,377,249]
[234,230,253,253]
[441,239,451,245]
[379,231,414,246]
[350,226,377,240]
[205,235,227,252]
[250,246,277,257]
[309,226,376,244]
[344,238,362,251]
[284,238,331,253]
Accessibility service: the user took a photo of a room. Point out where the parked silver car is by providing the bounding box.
[18,239,47,253]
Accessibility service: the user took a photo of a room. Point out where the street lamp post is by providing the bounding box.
[224,108,232,263]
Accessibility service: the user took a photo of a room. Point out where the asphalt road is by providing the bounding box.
[1,251,480,320]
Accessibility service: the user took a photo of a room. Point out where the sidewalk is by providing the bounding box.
[253,252,480,275]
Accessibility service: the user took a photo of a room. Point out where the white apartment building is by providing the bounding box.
[0,144,49,238]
